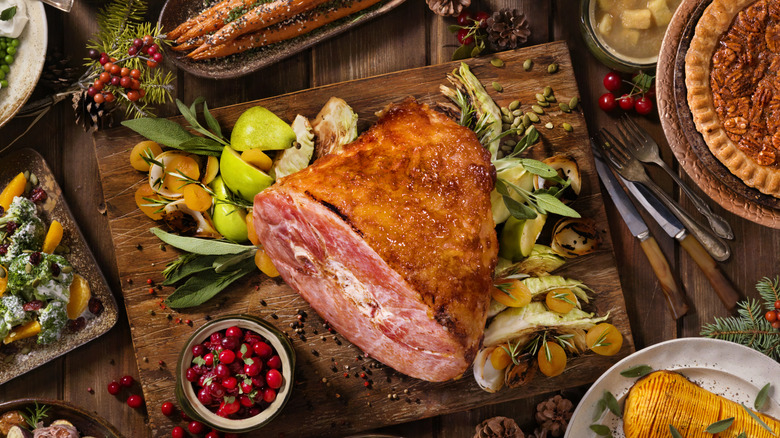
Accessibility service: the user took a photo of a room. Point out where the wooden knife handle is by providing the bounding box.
[639,237,689,319]
[679,234,741,310]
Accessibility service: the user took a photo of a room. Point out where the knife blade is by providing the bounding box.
[623,178,741,310]
[592,145,689,319]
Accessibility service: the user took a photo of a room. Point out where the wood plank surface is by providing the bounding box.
[92,42,634,437]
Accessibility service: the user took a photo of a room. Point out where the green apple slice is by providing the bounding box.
[210,175,248,243]
[499,213,547,262]
[220,145,274,202]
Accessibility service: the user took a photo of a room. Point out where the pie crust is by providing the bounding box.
[686,0,780,198]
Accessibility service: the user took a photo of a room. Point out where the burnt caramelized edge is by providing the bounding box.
[304,190,364,238]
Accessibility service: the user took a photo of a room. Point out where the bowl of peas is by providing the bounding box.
[0,0,48,131]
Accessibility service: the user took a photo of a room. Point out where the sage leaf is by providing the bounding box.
[203,101,223,139]
[176,98,201,130]
[452,44,472,61]
[620,364,653,378]
[0,6,16,20]
[604,390,622,418]
[121,118,194,149]
[592,398,607,422]
[737,432,747,438]
[533,193,581,217]
[669,425,683,438]
[447,24,460,33]
[165,258,255,308]
[741,403,774,433]
[495,179,536,219]
[519,158,559,179]
[589,424,611,436]
[705,417,734,433]
[151,228,255,255]
[213,250,256,274]
[755,383,771,411]
[175,137,223,156]
[162,254,219,285]
[188,96,205,116]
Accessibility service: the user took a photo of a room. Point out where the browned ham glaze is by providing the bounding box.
[253,98,498,381]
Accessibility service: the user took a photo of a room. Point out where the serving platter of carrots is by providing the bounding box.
[160,0,406,78]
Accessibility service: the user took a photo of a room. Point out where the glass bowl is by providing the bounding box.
[175,315,296,433]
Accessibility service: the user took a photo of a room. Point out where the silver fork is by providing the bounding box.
[597,129,731,262]
[618,116,734,240]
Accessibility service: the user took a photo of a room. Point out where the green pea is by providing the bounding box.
[2,65,10,73]
[1,80,9,89]
[10,39,19,47]
[0,71,7,80]
[5,55,14,64]
[0,43,6,50]
[6,47,15,55]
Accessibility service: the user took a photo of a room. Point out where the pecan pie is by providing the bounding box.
[686,0,780,197]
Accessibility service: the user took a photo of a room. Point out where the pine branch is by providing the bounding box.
[757,276,780,307]
[701,298,780,361]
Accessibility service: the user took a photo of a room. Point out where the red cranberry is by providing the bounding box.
[267,355,281,370]
[88,298,104,316]
[456,10,473,25]
[5,221,17,234]
[147,44,158,55]
[227,361,242,375]
[23,300,44,311]
[188,421,205,434]
[239,395,253,407]
[127,394,144,409]
[161,401,174,416]
[208,382,226,398]
[266,369,282,389]
[203,353,214,366]
[51,262,61,277]
[197,387,212,405]
[220,399,240,416]
[28,251,42,266]
[110,76,120,86]
[185,368,198,382]
[262,388,277,403]
[247,408,261,417]
[205,432,220,438]
[210,332,223,344]
[474,11,490,27]
[221,376,237,390]
[0,244,7,256]
[192,344,205,357]
[244,362,261,377]
[252,342,272,359]
[219,349,236,364]
[225,326,242,338]
[133,38,143,48]
[221,336,239,351]
[171,426,185,438]
[120,375,134,387]
[240,381,253,394]
[215,364,230,378]
[67,317,86,332]
[237,343,253,360]
[107,381,120,395]
[250,376,265,388]
[29,187,47,203]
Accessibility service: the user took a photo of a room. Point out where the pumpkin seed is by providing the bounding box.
[545,122,554,129]
[62,266,74,274]
[25,182,33,194]
[31,278,40,288]
[535,93,546,102]
[0,268,5,279]
[55,244,70,254]
[511,118,521,129]
[502,123,511,131]
[532,105,544,114]
[25,263,32,274]
[563,122,573,132]
[536,101,550,107]
[29,173,38,187]
[522,114,531,126]
[491,58,505,68]
[503,139,515,147]
[543,86,553,97]
[560,103,571,113]
[548,63,559,74]
[23,171,30,181]
[528,112,540,123]
[492,82,503,92]
[525,125,536,135]
[522,118,531,129]
[508,100,520,111]
[501,107,511,117]
[523,59,533,71]
[512,109,523,117]
[569,96,579,109]
[502,115,512,124]
[545,95,556,102]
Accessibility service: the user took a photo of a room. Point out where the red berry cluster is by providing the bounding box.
[455,10,490,45]
[598,71,655,116]
[764,300,780,329]
[162,402,239,438]
[86,35,162,104]
[187,326,284,420]
[106,374,145,409]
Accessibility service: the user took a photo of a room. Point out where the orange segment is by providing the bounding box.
[4,320,41,344]
[0,172,27,211]
[255,248,279,277]
[241,149,273,172]
[135,185,164,221]
[182,184,213,212]
[129,141,163,172]
[67,274,91,319]
[163,155,201,195]
[587,323,623,356]
[0,266,7,296]
[42,220,63,254]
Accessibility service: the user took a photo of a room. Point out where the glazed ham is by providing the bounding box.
[253,98,498,381]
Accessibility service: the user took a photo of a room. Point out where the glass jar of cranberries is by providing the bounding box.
[176,315,295,433]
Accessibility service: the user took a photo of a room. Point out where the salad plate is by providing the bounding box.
[0,398,124,437]
[0,0,47,129]
[0,148,118,385]
[566,337,780,437]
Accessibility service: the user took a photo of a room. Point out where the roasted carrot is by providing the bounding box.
[188,0,333,57]
[189,0,384,60]
[171,35,208,51]
[167,0,254,41]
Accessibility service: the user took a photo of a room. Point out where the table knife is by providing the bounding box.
[624,180,741,310]
[593,150,689,319]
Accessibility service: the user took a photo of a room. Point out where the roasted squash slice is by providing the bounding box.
[624,370,780,437]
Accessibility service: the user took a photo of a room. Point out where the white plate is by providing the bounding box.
[566,338,780,437]
[0,0,47,128]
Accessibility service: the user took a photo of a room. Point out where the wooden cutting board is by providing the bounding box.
[93,41,634,437]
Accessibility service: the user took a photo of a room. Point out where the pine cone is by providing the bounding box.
[72,90,108,132]
[426,0,471,17]
[486,9,531,51]
[474,416,525,438]
[40,52,80,93]
[535,395,574,437]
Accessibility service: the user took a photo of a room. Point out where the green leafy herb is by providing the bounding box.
[192,356,206,366]
[22,402,50,429]
[150,228,255,255]
[494,178,538,220]
[755,382,771,411]
[0,6,17,20]
[122,118,194,149]
[164,257,256,308]
[162,253,219,285]
[518,158,560,179]
[741,403,775,433]
[631,72,655,94]
[669,424,683,438]
[705,417,734,433]
[592,398,607,422]
[176,98,229,146]
[589,424,611,436]
[737,432,747,438]
[603,390,621,418]
[213,251,256,274]
[619,364,653,378]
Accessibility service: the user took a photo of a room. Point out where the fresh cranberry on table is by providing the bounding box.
[161,401,175,416]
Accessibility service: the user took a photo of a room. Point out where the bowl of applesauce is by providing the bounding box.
[580,0,682,71]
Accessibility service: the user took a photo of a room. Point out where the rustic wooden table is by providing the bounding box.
[0,1,777,437]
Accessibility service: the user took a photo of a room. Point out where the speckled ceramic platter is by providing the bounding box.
[0,399,124,437]
[0,148,118,385]
[0,0,47,129]
[566,338,780,437]
[158,0,406,79]
[656,0,780,228]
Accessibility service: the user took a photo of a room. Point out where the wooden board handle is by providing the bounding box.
[639,237,689,319]
[679,235,741,310]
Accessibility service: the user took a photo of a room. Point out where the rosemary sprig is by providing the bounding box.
[500,338,525,366]
[22,402,50,429]
[591,326,613,349]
